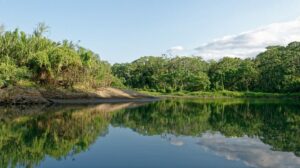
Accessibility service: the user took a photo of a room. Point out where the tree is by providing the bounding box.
[209,57,242,91]
[256,43,300,92]
[235,59,258,91]
[33,22,50,37]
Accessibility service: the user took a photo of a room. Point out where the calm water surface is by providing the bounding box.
[0,99,299,168]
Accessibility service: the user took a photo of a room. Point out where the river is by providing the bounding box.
[0,98,299,168]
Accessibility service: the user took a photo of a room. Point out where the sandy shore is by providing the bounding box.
[48,97,160,104]
[0,87,158,105]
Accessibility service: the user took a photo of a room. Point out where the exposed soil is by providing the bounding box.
[0,87,157,105]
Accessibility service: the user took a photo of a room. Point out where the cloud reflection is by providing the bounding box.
[198,132,300,168]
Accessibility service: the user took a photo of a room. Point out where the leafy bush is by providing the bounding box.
[0,58,29,87]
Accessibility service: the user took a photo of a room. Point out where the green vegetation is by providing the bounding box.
[112,42,300,94]
[0,23,299,98]
[0,23,122,90]
[112,56,210,93]
[138,90,300,98]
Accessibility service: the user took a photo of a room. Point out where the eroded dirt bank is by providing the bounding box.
[0,87,157,105]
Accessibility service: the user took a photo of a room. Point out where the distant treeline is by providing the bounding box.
[0,23,122,89]
[112,42,300,93]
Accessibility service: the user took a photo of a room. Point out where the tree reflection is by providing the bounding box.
[0,103,137,168]
[112,99,300,156]
[0,99,299,167]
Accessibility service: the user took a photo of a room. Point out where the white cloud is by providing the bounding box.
[198,132,300,168]
[194,18,300,60]
[168,46,185,52]
[166,46,185,56]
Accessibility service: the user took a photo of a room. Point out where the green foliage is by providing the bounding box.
[256,42,300,92]
[0,24,116,89]
[0,56,29,87]
[112,56,210,92]
[235,59,258,91]
[0,23,299,93]
[208,57,259,91]
[113,42,300,93]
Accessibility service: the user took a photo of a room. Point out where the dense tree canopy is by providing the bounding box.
[113,42,300,93]
[256,42,300,92]
[113,56,210,92]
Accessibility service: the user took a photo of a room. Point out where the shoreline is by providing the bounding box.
[138,90,300,99]
[1,86,299,105]
[0,86,158,105]
[48,97,160,104]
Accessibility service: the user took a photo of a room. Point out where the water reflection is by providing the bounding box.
[0,99,299,168]
[0,103,142,168]
[112,99,300,157]
[198,133,300,168]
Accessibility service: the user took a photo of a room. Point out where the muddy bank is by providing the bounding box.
[0,87,157,105]
[49,98,159,104]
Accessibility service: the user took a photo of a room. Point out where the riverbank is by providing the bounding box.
[1,86,299,105]
[0,86,157,105]
[138,90,300,99]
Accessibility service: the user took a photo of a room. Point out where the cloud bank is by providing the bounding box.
[167,18,300,60]
[195,18,300,60]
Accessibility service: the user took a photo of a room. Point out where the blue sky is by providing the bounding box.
[1,0,300,63]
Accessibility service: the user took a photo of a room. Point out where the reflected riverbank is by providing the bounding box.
[0,99,299,168]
